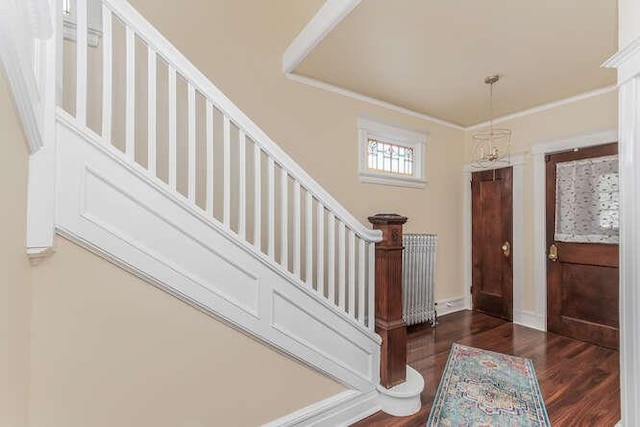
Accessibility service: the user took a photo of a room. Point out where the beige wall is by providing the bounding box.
[464,90,618,311]
[620,0,640,49]
[28,238,343,427]
[3,39,343,427]
[0,71,32,427]
[126,0,466,301]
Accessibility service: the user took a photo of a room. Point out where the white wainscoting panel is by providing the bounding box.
[54,114,380,393]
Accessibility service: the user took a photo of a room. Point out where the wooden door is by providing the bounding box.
[472,167,513,321]
[546,143,619,349]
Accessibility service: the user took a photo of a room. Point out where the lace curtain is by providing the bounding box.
[555,154,619,244]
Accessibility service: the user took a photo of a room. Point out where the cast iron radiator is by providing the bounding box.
[402,234,437,326]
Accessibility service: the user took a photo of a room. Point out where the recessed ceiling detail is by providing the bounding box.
[287,0,617,127]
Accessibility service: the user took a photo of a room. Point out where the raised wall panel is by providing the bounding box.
[54,115,380,392]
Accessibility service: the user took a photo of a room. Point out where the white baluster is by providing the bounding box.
[317,203,324,296]
[76,0,87,126]
[280,168,288,269]
[205,100,214,216]
[348,229,356,316]
[328,213,336,303]
[223,116,231,229]
[293,181,301,277]
[368,243,375,330]
[254,144,261,250]
[339,221,346,310]
[305,192,313,286]
[358,238,365,324]
[101,5,112,143]
[125,27,135,161]
[168,66,177,190]
[268,157,275,259]
[187,84,196,203]
[147,47,156,174]
[238,130,246,240]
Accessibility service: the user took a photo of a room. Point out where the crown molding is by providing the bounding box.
[603,36,640,85]
[286,73,465,130]
[287,72,616,134]
[282,0,361,74]
[465,85,617,131]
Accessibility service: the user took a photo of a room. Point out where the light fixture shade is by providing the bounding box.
[471,127,512,168]
[471,74,512,169]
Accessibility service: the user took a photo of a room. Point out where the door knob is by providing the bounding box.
[548,244,558,262]
[501,241,510,257]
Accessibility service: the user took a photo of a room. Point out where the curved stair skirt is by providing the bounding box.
[377,366,425,417]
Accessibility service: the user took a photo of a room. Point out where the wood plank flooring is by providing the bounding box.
[352,310,620,426]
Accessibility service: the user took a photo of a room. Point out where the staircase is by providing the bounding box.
[5,0,390,424]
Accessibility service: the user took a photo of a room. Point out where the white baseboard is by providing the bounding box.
[436,297,468,317]
[513,310,546,331]
[263,389,380,427]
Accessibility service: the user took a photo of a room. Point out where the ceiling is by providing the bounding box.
[291,0,618,128]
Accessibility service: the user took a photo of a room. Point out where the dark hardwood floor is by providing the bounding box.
[353,310,620,426]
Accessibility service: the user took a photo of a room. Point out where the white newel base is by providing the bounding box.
[376,366,424,417]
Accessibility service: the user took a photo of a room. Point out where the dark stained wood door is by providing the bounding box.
[472,167,513,321]
[546,143,619,349]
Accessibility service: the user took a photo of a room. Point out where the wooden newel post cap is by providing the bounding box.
[368,213,408,226]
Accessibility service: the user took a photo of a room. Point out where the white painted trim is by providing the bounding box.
[28,0,53,38]
[26,0,58,254]
[462,154,525,319]
[530,128,618,333]
[376,366,423,417]
[286,74,615,133]
[436,296,468,317]
[282,0,361,74]
[603,35,640,85]
[466,86,618,131]
[286,73,465,130]
[604,34,640,427]
[101,0,380,244]
[531,129,619,154]
[55,113,382,392]
[264,389,379,427]
[532,152,547,330]
[62,0,103,47]
[513,310,545,331]
[0,0,48,153]
[357,117,427,188]
[56,108,382,345]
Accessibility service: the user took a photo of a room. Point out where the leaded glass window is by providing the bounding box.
[367,138,414,176]
[357,118,426,188]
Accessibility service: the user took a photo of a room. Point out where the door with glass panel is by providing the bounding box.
[546,143,619,349]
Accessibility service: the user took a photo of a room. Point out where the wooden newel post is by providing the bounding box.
[368,213,408,389]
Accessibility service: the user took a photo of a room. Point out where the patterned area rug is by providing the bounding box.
[427,343,550,426]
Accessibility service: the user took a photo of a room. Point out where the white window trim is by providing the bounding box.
[357,117,427,188]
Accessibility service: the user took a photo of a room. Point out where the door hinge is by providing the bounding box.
[470,285,473,294]
[545,154,551,162]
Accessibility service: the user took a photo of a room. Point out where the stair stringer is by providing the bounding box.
[54,111,382,395]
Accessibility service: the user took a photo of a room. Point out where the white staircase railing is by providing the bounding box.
[61,0,382,330]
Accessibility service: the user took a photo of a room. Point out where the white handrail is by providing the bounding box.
[102,0,382,243]
[61,0,380,328]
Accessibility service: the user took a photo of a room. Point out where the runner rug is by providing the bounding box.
[427,343,551,426]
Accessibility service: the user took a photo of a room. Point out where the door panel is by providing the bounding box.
[546,143,619,349]
[472,167,513,321]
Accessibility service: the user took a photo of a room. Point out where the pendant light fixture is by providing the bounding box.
[471,74,511,168]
